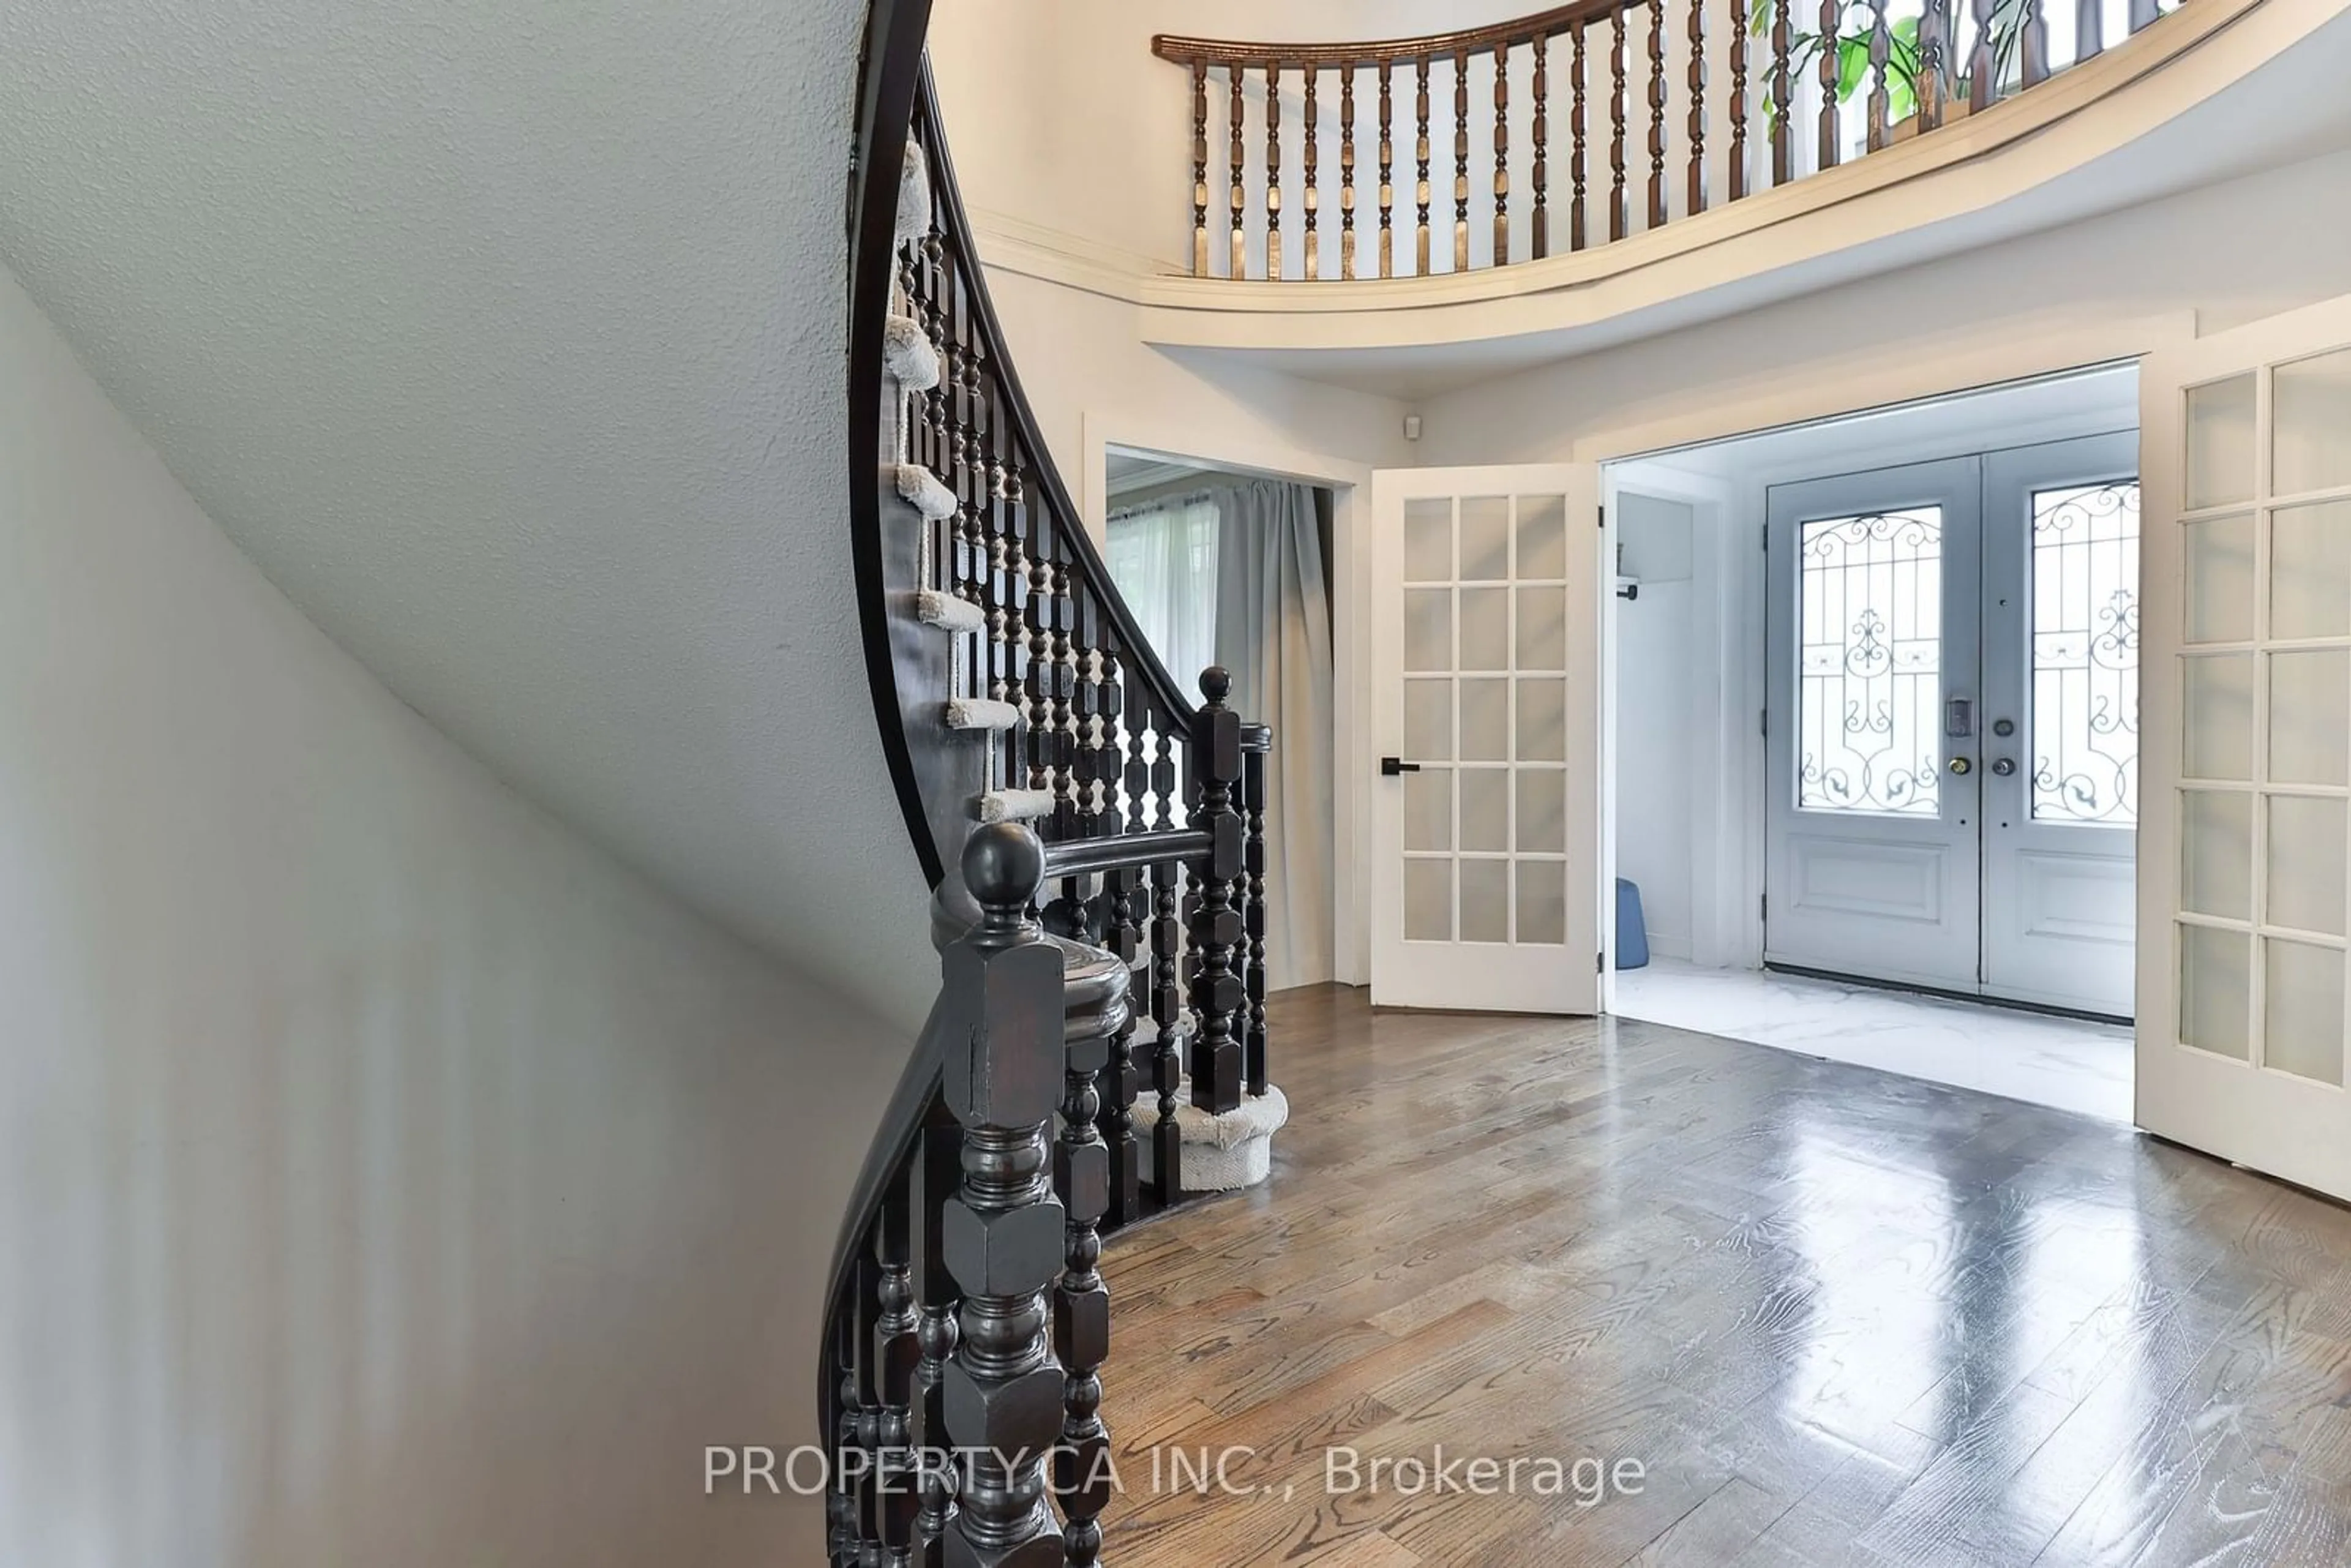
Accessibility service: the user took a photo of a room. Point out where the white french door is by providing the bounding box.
[1764,437,2141,1016]
[1369,465,1605,1013]
[2140,295,2351,1203]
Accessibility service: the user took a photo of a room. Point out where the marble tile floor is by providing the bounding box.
[1611,957,2135,1122]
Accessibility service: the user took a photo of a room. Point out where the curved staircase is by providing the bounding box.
[823,2,1288,1559]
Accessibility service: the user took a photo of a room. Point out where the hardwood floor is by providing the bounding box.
[1097,985,2351,1567]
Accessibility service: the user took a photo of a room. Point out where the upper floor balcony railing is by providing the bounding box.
[1153,0,2186,282]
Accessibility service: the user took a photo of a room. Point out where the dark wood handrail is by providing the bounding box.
[1153,0,1628,69]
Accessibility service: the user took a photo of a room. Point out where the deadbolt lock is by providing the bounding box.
[1949,757,1973,776]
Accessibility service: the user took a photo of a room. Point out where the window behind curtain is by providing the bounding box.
[1105,492,1221,685]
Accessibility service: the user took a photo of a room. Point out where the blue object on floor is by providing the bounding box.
[1616,877,1650,970]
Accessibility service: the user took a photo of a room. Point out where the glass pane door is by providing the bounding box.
[1373,464,1601,1015]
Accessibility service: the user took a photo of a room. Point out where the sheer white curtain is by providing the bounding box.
[1105,493,1220,688]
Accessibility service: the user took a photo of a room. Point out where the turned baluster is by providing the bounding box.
[2077,0,2106,60]
[1190,62,1210,277]
[1415,57,1433,274]
[907,1116,961,1561]
[1919,0,1951,131]
[2019,0,2050,87]
[1303,65,1321,279]
[1571,21,1590,249]
[941,825,1067,1567]
[1971,0,2001,111]
[1770,0,1794,182]
[1023,528,1055,811]
[1267,62,1284,279]
[1229,66,1248,278]
[1148,719,1185,1198]
[1340,68,1359,279]
[1452,48,1472,271]
[1378,62,1397,277]
[871,1178,920,1559]
[1610,7,1630,240]
[2128,0,2158,34]
[1687,0,1709,215]
[1493,39,1511,264]
[1532,34,1552,257]
[1866,6,1894,151]
[1047,544,1079,842]
[1648,0,1670,227]
[1729,0,1750,198]
[1242,725,1271,1099]
[1053,938,1123,1567]
[1818,0,1842,170]
[1188,669,1245,1116]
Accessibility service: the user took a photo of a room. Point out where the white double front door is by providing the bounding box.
[1764,433,2141,1017]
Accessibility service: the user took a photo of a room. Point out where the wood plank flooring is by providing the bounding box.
[1097,985,2351,1567]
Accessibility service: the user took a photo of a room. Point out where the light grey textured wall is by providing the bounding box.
[0,263,894,1566]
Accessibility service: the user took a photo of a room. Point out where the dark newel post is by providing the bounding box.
[1188,669,1246,1116]
[942,824,1066,1567]
[1054,930,1127,1567]
[1242,724,1272,1098]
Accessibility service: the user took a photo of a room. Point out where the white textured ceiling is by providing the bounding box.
[0,1,938,1026]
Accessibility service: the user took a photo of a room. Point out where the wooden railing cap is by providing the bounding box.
[1152,0,1630,70]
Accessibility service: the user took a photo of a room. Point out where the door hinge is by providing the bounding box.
[1760,708,1768,738]
[1598,504,1607,530]
[1597,950,1607,973]
[1761,523,1769,552]
[1760,893,1768,922]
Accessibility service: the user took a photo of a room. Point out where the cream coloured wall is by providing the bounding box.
[1418,144,2351,467]
[0,261,891,1565]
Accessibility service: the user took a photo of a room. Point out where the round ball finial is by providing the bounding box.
[962,820,1045,911]
[1199,665,1232,704]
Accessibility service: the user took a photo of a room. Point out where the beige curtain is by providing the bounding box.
[1212,480,1335,991]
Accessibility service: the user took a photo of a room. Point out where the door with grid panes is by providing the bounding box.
[1370,467,1604,1013]
[2141,295,2351,1202]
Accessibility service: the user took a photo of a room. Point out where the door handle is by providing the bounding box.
[1381,757,1422,776]
[1949,757,1973,776]
[1991,757,2016,777]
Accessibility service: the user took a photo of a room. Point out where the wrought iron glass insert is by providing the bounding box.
[2030,481,2141,825]
[1799,509,1944,816]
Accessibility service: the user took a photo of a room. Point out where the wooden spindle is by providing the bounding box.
[1572,21,1589,249]
[871,1180,920,1556]
[1378,62,1397,277]
[1147,722,1183,1198]
[1687,0,1708,216]
[1266,62,1283,279]
[1188,669,1245,1115]
[1648,0,1670,227]
[2128,0,2159,33]
[1098,860,1142,1228]
[1453,48,1472,271]
[2077,0,2106,59]
[1610,7,1630,240]
[1415,57,1433,274]
[1242,726,1270,1098]
[1818,0,1842,170]
[1532,33,1552,257]
[1867,6,1893,151]
[1229,66,1247,277]
[1493,40,1511,264]
[907,1120,960,1557]
[1729,0,1750,199]
[1971,0,2000,111]
[1771,0,1794,183]
[1919,0,1951,130]
[1341,67,1359,279]
[1190,62,1210,276]
[1303,64,1321,279]
[2020,0,2050,86]
[1053,955,1121,1568]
